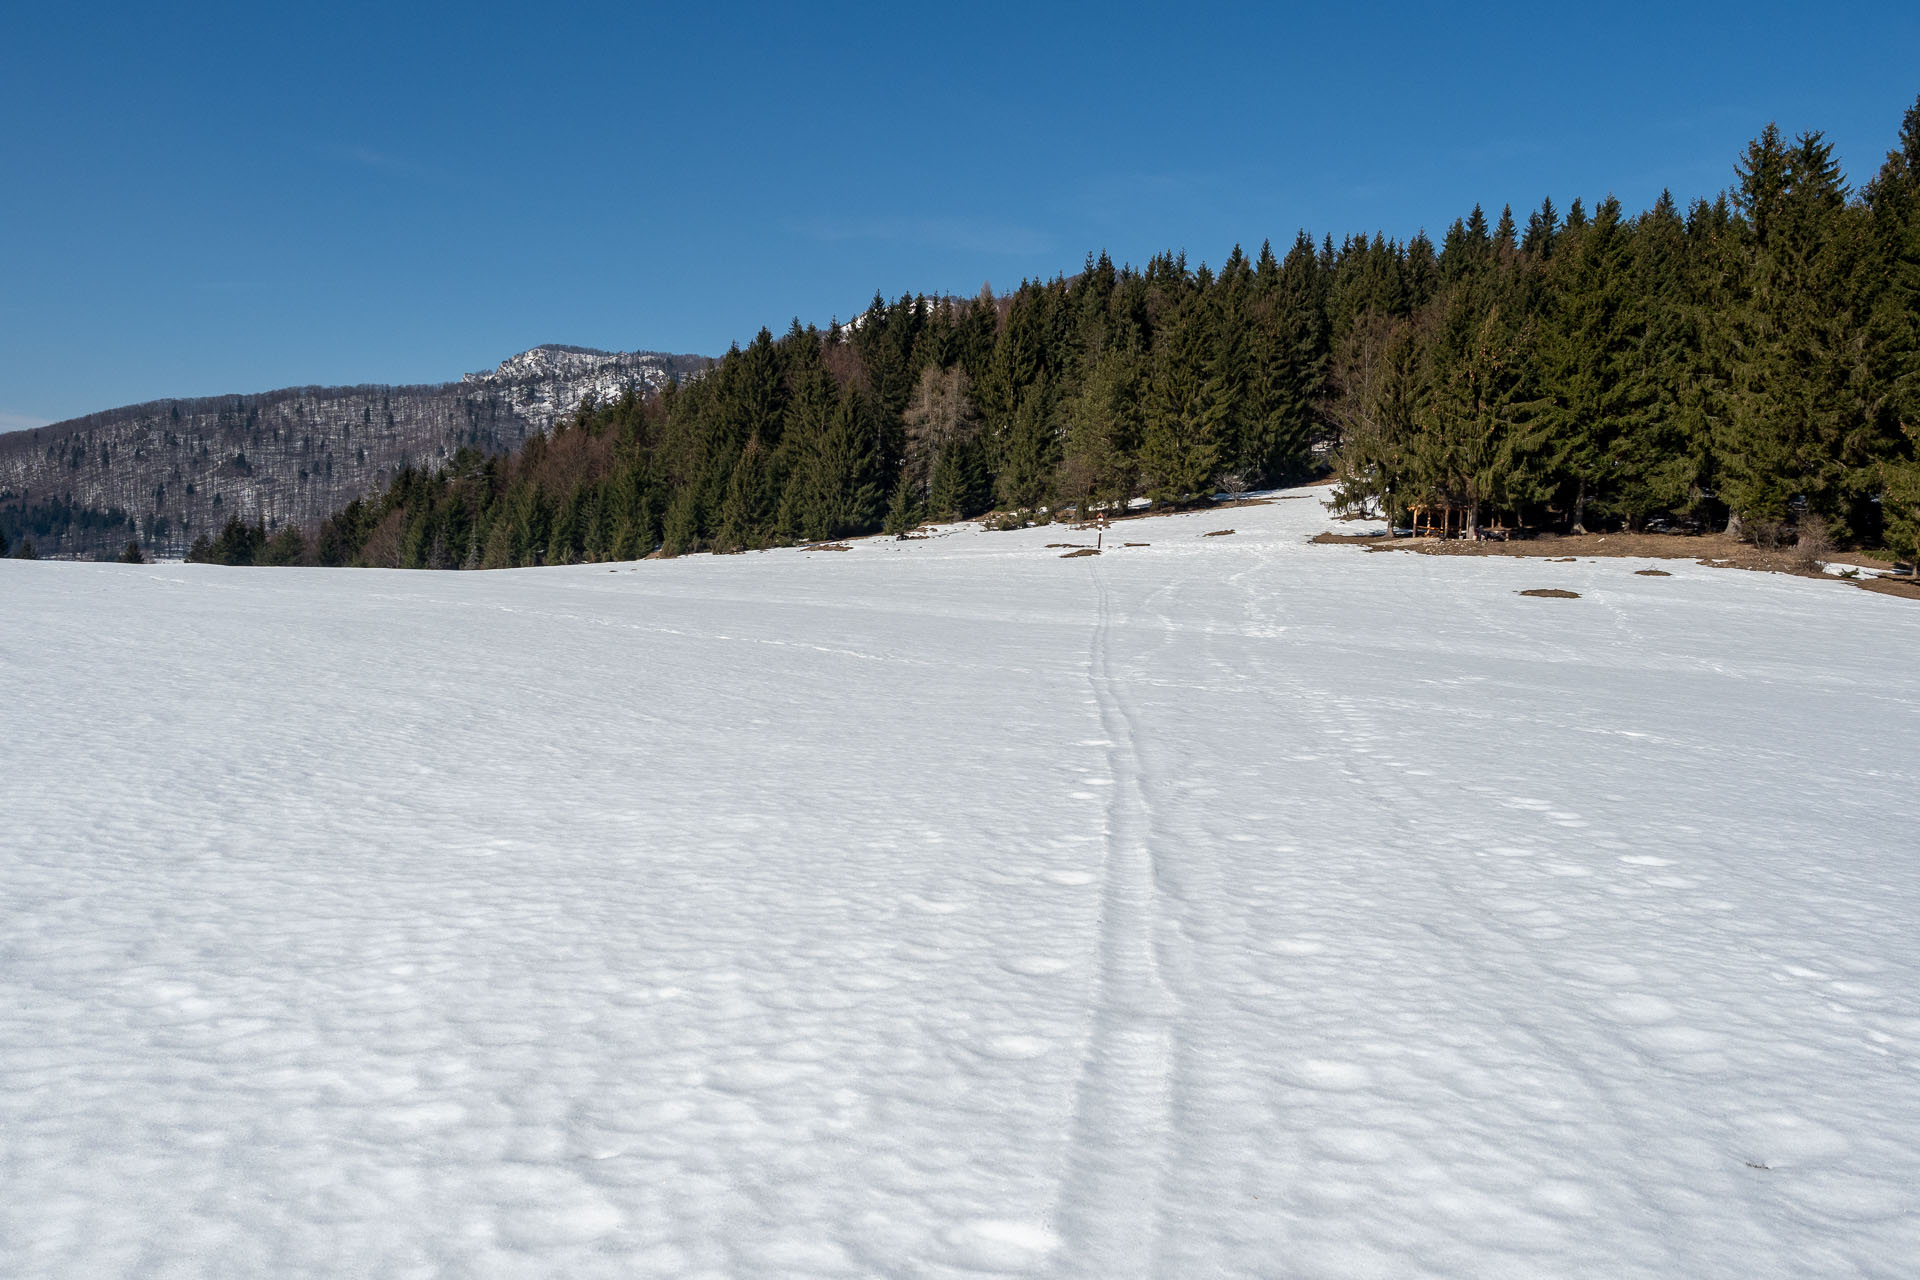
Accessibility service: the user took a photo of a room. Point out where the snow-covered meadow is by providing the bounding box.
[4,489,1917,1278]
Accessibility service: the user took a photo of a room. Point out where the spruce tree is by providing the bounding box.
[715,435,773,551]
[1865,96,1920,548]
[661,489,701,557]
[1530,195,1653,529]
[1058,349,1142,510]
[1721,127,1863,535]
[993,381,1060,511]
[883,471,921,534]
[1139,298,1222,504]
[1522,198,1559,259]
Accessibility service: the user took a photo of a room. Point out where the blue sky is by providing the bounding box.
[3,1,1916,426]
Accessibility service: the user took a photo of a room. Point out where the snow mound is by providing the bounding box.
[3,486,1917,1277]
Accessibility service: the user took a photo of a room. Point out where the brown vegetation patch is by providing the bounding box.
[1203,529,1236,537]
[808,543,851,552]
[1060,547,1101,558]
[1124,541,1151,547]
[1634,569,1673,576]
[1315,527,1916,603]
[1046,543,1092,549]
[1855,575,1920,601]
[1519,588,1582,598]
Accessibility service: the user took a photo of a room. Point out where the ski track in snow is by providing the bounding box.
[4,489,1920,1278]
[1052,562,1180,1277]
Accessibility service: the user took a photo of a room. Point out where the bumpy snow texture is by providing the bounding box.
[4,490,1917,1278]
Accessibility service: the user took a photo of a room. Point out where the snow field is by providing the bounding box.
[3,488,1918,1277]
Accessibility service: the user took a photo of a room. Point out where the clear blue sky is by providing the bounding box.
[4,1,1916,427]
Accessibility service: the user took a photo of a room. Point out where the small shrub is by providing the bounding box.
[1792,513,1833,570]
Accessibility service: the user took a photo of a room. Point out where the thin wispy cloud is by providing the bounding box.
[796,215,1053,258]
[329,144,439,180]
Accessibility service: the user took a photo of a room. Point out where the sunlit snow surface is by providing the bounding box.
[5,489,1919,1278]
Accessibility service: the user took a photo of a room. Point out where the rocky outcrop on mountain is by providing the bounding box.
[460,346,703,435]
[0,346,710,560]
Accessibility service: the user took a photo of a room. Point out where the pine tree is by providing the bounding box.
[1721,126,1864,535]
[929,435,992,519]
[1058,349,1142,511]
[1420,305,1540,531]
[883,470,921,534]
[661,488,701,557]
[480,520,515,569]
[1330,319,1425,521]
[1884,422,1920,575]
[260,526,305,566]
[1865,96,1920,550]
[1245,231,1331,482]
[1522,198,1559,259]
[993,381,1059,511]
[1614,191,1703,524]
[1530,195,1653,529]
[1139,299,1222,504]
[1494,204,1519,257]
[715,435,773,551]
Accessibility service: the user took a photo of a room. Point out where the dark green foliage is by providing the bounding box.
[188,515,268,565]
[118,540,145,564]
[928,435,993,520]
[1331,98,1920,546]
[259,525,305,566]
[261,96,1920,568]
[0,494,137,558]
[882,471,920,535]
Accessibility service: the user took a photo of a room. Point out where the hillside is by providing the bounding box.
[251,99,1920,576]
[0,345,710,560]
[4,489,1916,1276]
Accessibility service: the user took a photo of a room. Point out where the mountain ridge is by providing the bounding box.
[0,345,712,559]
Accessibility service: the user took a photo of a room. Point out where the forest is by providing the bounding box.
[183,98,1920,571]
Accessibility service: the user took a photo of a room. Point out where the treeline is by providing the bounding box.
[224,98,1919,570]
[198,240,1339,568]
[1336,103,1920,554]
[0,493,138,556]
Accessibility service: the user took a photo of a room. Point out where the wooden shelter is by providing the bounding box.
[1408,501,1465,539]
[1407,501,1511,540]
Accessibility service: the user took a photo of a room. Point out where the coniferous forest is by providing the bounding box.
[195,99,1920,570]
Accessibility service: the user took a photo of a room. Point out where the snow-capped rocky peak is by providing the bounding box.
[461,345,712,431]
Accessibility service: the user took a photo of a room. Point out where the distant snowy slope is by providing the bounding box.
[458,344,708,434]
[0,344,710,560]
[3,490,1917,1278]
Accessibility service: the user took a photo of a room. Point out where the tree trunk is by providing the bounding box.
[1570,478,1588,535]
[1725,510,1743,540]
